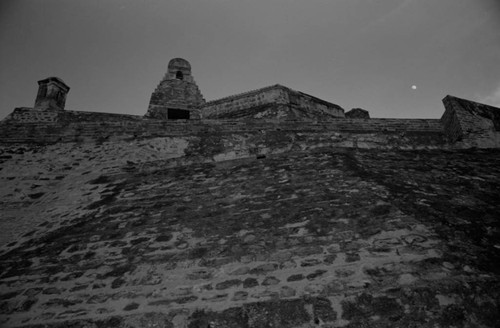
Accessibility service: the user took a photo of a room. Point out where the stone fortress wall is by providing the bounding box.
[2,97,499,148]
[0,117,447,158]
[1,59,500,327]
[1,133,499,327]
[1,57,500,150]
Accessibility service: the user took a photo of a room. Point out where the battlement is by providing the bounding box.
[3,96,498,148]
[2,59,500,149]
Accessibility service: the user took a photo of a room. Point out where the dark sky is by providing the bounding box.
[1,0,500,119]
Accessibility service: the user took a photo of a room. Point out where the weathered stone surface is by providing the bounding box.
[0,129,499,327]
[187,268,214,280]
[335,268,355,278]
[232,291,248,301]
[202,84,345,120]
[215,279,242,290]
[261,276,280,286]
[146,58,205,120]
[243,278,259,289]
[111,277,126,289]
[123,302,139,311]
[345,252,360,262]
[249,263,278,275]
[86,294,109,304]
[345,108,370,119]
[229,266,250,275]
[187,299,311,328]
[442,95,500,148]
[300,258,322,267]
[34,77,70,111]
[0,116,448,148]
[306,269,327,280]
[280,286,296,298]
[201,294,227,302]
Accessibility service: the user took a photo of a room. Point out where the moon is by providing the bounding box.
[411,85,417,90]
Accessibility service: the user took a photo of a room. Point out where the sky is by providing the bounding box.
[1,0,500,119]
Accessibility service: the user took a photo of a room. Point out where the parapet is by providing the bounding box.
[3,61,500,149]
[441,95,500,148]
[34,77,70,111]
[202,84,345,120]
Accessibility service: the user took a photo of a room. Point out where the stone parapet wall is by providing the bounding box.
[0,118,447,153]
[202,85,288,119]
[4,108,61,123]
[58,110,144,123]
[0,118,445,140]
[291,90,344,119]
[3,108,144,124]
[202,85,345,120]
[204,85,285,106]
[442,95,500,148]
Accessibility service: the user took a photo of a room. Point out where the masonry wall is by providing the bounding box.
[202,85,345,120]
[0,118,447,151]
[441,95,500,148]
[1,143,499,327]
[146,80,205,119]
[289,90,344,119]
[202,86,288,119]
[4,108,61,123]
[440,102,463,142]
[4,108,144,124]
[2,94,500,327]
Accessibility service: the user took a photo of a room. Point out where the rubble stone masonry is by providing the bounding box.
[0,143,499,327]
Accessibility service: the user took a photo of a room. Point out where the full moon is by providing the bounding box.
[411,85,417,90]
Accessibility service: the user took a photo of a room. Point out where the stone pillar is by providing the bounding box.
[145,58,205,120]
[34,77,70,110]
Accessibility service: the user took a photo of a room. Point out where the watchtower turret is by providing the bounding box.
[145,58,205,119]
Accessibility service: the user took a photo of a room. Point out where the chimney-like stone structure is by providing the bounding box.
[145,58,205,120]
[34,77,70,111]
